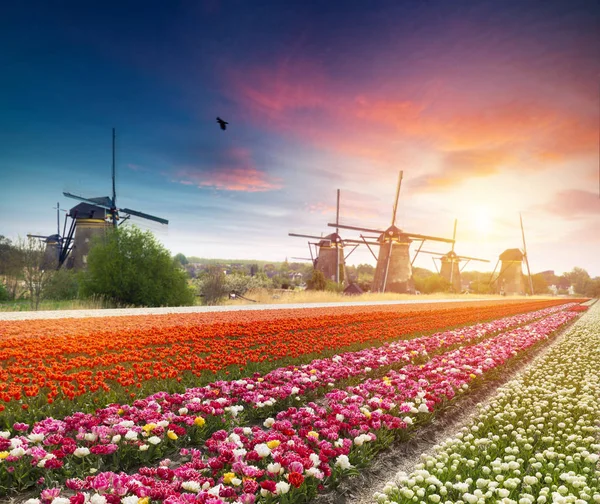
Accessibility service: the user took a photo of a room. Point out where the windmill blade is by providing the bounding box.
[327,222,382,234]
[63,192,113,212]
[418,249,445,256]
[343,238,380,246]
[411,239,426,265]
[390,170,403,227]
[120,207,168,225]
[488,258,500,286]
[344,243,360,261]
[291,257,313,261]
[451,219,457,253]
[404,232,454,244]
[455,255,490,262]
[520,213,534,295]
[289,232,331,241]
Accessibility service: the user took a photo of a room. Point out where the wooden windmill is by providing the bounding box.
[289,189,361,284]
[58,129,168,269]
[419,219,490,292]
[489,214,534,295]
[327,171,454,293]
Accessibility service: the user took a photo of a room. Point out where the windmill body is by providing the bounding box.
[288,189,346,285]
[65,197,113,269]
[327,171,454,294]
[41,234,62,270]
[314,233,345,282]
[372,226,415,293]
[496,248,525,295]
[439,251,461,292]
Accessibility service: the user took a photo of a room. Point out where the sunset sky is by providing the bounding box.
[1,0,599,276]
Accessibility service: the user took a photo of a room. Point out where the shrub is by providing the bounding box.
[80,226,195,307]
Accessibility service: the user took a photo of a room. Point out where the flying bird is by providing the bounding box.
[216,117,228,131]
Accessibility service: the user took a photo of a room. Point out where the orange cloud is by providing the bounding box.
[228,62,597,182]
[412,148,516,190]
[173,148,282,192]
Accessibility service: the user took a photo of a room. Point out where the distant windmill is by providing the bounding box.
[288,189,361,284]
[58,129,168,269]
[489,213,534,295]
[327,171,454,293]
[27,202,68,270]
[419,219,490,292]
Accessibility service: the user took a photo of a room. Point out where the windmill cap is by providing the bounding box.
[499,248,524,260]
[380,225,406,239]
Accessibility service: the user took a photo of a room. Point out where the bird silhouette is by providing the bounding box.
[216,117,229,131]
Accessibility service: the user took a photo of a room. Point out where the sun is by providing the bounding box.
[473,206,493,235]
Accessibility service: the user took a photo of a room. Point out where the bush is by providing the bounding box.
[198,267,227,305]
[80,226,195,307]
[0,282,9,302]
[44,269,80,300]
[306,270,327,291]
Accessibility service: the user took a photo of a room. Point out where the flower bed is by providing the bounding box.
[2,307,582,501]
[0,304,575,494]
[0,300,573,426]
[374,302,600,504]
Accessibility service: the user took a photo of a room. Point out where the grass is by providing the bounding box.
[0,290,561,312]
[0,297,134,312]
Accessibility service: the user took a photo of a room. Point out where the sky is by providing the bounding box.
[0,0,599,276]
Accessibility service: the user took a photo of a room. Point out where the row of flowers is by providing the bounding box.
[0,303,576,493]
[373,301,599,504]
[0,299,571,420]
[2,307,582,501]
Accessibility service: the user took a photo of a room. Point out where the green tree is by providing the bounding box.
[81,226,194,307]
[44,269,80,300]
[563,267,590,295]
[530,273,549,295]
[173,253,189,267]
[0,235,24,299]
[307,269,327,291]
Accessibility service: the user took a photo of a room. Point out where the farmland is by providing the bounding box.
[0,298,594,502]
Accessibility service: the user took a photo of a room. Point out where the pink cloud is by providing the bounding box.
[228,62,597,186]
[173,148,282,192]
[541,189,600,219]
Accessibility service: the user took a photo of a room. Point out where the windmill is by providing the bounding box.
[288,189,361,284]
[27,202,68,270]
[327,171,454,293]
[489,213,533,295]
[58,129,168,269]
[419,219,490,292]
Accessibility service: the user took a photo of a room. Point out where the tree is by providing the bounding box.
[530,273,549,295]
[17,236,55,310]
[173,253,189,267]
[44,269,80,300]
[0,235,24,299]
[563,267,590,295]
[198,266,227,305]
[81,226,195,307]
[307,269,327,291]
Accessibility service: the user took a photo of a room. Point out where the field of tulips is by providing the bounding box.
[374,300,599,504]
[0,298,587,501]
[0,299,576,426]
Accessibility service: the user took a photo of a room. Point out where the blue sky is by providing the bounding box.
[1,0,599,275]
